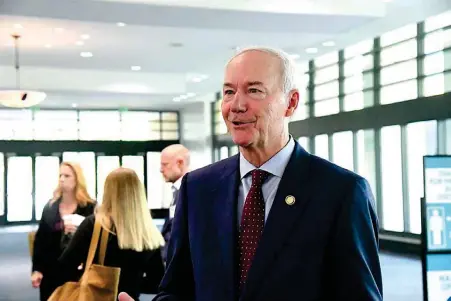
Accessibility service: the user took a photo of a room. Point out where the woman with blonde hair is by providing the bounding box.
[31,161,96,301]
[57,167,165,300]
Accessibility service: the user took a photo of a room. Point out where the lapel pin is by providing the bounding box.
[285,195,295,206]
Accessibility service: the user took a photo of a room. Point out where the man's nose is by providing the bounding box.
[230,92,246,113]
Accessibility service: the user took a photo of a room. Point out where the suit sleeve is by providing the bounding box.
[153,173,195,301]
[330,177,383,301]
[32,204,52,273]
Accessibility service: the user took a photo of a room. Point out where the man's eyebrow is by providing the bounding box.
[247,81,264,86]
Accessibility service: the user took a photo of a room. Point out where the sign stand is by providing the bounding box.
[422,155,451,301]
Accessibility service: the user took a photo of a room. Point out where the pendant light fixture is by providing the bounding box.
[0,34,46,108]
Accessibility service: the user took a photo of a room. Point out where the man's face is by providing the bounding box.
[221,50,298,148]
[160,152,182,183]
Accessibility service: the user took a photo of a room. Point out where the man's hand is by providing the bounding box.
[118,292,135,301]
[31,271,43,288]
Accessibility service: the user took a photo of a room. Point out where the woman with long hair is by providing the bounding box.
[31,161,96,301]
[57,167,165,300]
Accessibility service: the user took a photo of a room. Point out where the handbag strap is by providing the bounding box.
[84,218,102,271]
[98,226,109,265]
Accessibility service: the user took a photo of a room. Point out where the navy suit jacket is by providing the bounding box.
[154,142,383,301]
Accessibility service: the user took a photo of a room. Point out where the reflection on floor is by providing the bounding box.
[0,227,422,301]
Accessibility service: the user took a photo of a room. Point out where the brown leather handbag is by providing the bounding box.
[48,219,121,301]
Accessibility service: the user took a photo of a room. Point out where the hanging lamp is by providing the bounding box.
[0,34,46,108]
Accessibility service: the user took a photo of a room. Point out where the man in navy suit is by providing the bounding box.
[119,46,382,301]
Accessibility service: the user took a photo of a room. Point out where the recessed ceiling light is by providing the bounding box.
[322,41,335,47]
[173,97,181,102]
[45,44,52,48]
[13,24,23,29]
[131,66,141,71]
[54,27,64,33]
[305,47,318,54]
[75,41,84,46]
[80,52,93,58]
[72,103,78,108]
[81,34,90,40]
[117,22,126,27]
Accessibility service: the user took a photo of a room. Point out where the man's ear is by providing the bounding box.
[285,90,300,117]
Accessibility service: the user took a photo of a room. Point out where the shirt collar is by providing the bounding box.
[173,175,183,190]
[239,136,295,179]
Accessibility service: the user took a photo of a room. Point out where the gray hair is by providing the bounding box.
[227,46,299,94]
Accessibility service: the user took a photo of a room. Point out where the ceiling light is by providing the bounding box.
[322,41,335,47]
[289,54,300,60]
[173,96,181,102]
[0,34,46,108]
[54,28,64,33]
[45,44,52,48]
[72,103,78,108]
[305,47,318,54]
[13,24,23,29]
[131,66,141,71]
[75,41,84,46]
[81,34,90,40]
[80,52,93,58]
[117,22,126,27]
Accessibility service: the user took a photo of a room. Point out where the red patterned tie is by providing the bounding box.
[239,169,269,288]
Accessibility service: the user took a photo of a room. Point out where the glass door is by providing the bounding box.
[6,155,33,222]
[35,156,60,220]
[96,156,120,203]
[122,155,145,184]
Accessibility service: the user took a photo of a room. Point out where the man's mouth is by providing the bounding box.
[232,121,253,126]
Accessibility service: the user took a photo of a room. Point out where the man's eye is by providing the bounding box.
[249,88,260,93]
[224,90,234,95]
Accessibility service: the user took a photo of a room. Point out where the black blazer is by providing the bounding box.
[155,141,382,301]
[32,199,96,275]
[58,215,165,301]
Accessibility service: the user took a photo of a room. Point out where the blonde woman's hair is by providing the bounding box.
[52,161,95,207]
[96,167,165,251]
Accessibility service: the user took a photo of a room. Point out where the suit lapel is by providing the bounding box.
[211,155,240,300]
[242,143,312,300]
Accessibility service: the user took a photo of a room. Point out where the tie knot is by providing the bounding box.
[251,169,269,187]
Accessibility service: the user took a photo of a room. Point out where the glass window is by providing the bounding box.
[380,23,417,47]
[0,153,3,216]
[62,152,96,199]
[162,112,178,121]
[344,54,374,78]
[79,111,121,141]
[314,51,339,68]
[96,156,120,203]
[35,156,60,220]
[314,98,339,117]
[424,29,451,54]
[33,110,78,140]
[380,79,418,105]
[406,121,438,234]
[423,72,451,97]
[425,10,451,33]
[215,122,227,135]
[7,156,33,222]
[314,64,339,84]
[380,125,404,232]
[162,122,178,131]
[230,146,239,156]
[122,156,145,185]
[344,73,373,94]
[423,52,445,75]
[147,152,171,209]
[162,131,179,140]
[0,109,33,140]
[332,131,354,171]
[446,119,451,154]
[220,146,229,160]
[344,39,374,59]
[380,59,417,86]
[121,111,161,141]
[344,90,374,112]
[356,129,377,201]
[314,81,339,101]
[314,134,329,160]
[298,137,310,152]
[380,39,417,67]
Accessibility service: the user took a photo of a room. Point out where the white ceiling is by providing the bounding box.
[0,0,450,110]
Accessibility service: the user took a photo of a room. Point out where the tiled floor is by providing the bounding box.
[0,228,422,301]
